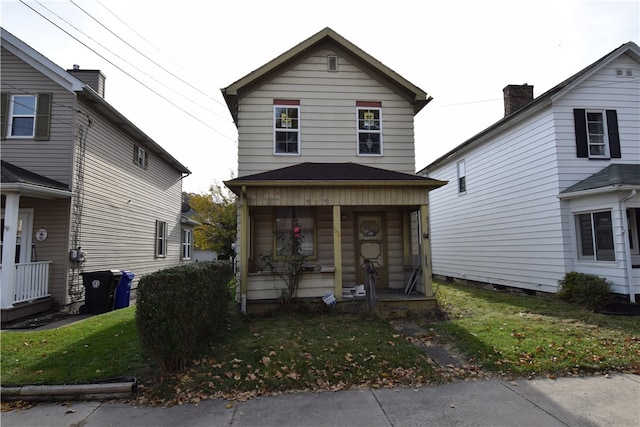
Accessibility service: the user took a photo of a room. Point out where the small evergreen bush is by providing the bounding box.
[557,272,612,309]
[136,261,234,376]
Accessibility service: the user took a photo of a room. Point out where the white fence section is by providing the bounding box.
[13,261,51,304]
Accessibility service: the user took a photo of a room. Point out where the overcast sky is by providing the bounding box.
[2,0,638,193]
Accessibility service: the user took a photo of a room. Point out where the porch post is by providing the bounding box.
[332,205,343,300]
[239,187,249,313]
[419,204,433,298]
[1,193,20,309]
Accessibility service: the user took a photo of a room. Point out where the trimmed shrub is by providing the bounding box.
[136,261,234,377]
[557,272,612,309]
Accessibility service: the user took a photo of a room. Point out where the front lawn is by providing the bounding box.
[1,307,147,385]
[2,283,638,406]
[430,282,640,378]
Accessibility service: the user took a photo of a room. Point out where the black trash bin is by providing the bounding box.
[114,271,135,309]
[81,270,123,314]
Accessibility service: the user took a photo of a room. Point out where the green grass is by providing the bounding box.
[142,311,441,404]
[430,282,640,378]
[1,307,148,385]
[3,284,638,405]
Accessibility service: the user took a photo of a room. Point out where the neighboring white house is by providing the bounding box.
[420,41,640,301]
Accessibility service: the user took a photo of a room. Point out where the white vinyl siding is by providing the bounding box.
[427,108,568,293]
[426,52,640,296]
[1,47,75,185]
[236,48,417,177]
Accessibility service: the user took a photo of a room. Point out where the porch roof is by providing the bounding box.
[560,164,640,198]
[1,160,72,198]
[225,163,447,192]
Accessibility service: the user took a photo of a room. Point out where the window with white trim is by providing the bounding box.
[573,109,621,159]
[575,211,615,262]
[274,100,300,154]
[155,220,167,258]
[457,160,466,193]
[627,208,640,257]
[356,101,382,155]
[9,95,36,137]
[1,92,51,140]
[182,228,193,260]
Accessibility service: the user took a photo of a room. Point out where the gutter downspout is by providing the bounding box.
[620,190,637,303]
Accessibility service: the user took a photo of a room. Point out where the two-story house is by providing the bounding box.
[420,42,640,302]
[1,28,194,321]
[222,28,446,313]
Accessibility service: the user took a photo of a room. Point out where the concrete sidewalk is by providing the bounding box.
[2,374,639,427]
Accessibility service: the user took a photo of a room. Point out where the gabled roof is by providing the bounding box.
[224,162,446,193]
[560,164,640,196]
[0,27,191,175]
[1,160,72,198]
[421,41,640,172]
[221,27,432,125]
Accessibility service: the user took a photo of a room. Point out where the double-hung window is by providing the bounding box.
[356,101,382,155]
[575,211,615,262]
[155,220,167,258]
[573,109,621,159]
[0,93,52,140]
[274,100,300,154]
[134,145,148,169]
[457,160,466,193]
[181,228,193,260]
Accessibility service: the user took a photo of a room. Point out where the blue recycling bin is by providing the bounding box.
[114,270,135,309]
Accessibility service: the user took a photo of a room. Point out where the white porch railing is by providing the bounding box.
[12,261,51,304]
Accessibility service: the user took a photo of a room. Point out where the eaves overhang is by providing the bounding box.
[224,178,447,196]
[1,183,73,199]
[557,185,640,200]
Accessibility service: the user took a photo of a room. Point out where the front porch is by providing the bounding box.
[1,261,53,322]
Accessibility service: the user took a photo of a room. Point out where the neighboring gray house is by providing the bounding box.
[1,28,194,321]
[420,41,640,301]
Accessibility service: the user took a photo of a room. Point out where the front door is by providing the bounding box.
[356,214,386,288]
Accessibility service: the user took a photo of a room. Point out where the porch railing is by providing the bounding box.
[13,261,52,304]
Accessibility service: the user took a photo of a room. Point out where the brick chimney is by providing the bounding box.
[67,65,106,98]
[503,84,533,116]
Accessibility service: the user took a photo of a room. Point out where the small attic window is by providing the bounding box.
[327,55,338,72]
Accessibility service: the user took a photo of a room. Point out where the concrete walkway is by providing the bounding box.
[3,374,639,426]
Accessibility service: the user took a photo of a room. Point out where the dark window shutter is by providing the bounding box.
[0,92,8,140]
[144,150,148,169]
[34,93,52,140]
[133,145,138,165]
[606,110,621,158]
[573,109,588,158]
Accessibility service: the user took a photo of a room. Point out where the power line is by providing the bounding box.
[69,0,229,112]
[33,0,233,130]
[18,0,236,143]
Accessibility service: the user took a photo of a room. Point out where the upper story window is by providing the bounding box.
[357,101,382,155]
[457,160,466,193]
[274,99,300,155]
[575,211,615,262]
[134,145,148,169]
[573,109,621,159]
[0,92,52,140]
